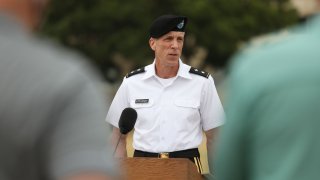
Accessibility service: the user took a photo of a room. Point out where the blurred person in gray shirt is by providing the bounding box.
[0,0,118,179]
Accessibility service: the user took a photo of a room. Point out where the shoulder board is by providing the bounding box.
[125,67,145,78]
[189,67,210,78]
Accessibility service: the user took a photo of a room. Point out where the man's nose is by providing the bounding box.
[171,40,179,49]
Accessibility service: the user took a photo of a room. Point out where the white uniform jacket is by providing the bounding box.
[106,60,225,153]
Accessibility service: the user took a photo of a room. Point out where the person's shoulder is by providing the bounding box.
[125,67,146,78]
[189,67,211,79]
[237,21,313,59]
[240,29,293,56]
[22,36,103,86]
[22,35,89,70]
[229,29,296,71]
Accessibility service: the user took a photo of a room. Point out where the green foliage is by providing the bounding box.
[41,0,298,81]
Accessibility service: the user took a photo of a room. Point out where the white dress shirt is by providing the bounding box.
[106,60,225,153]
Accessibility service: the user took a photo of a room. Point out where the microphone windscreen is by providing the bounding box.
[118,107,137,134]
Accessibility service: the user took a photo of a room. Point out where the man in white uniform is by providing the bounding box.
[106,14,225,173]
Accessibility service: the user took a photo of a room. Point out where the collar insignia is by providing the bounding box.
[189,67,210,78]
[126,67,145,78]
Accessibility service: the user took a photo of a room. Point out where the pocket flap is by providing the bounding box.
[174,99,200,108]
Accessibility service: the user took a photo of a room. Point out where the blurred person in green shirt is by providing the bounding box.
[213,1,320,180]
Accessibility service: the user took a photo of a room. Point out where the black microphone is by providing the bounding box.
[118,107,137,135]
[113,108,137,156]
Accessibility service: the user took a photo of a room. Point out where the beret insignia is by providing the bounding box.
[177,20,184,29]
[189,67,210,78]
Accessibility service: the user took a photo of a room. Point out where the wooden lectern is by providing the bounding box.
[121,157,203,180]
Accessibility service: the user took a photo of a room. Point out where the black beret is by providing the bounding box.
[149,14,188,38]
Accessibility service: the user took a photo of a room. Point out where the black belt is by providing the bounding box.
[134,148,203,173]
[133,148,200,159]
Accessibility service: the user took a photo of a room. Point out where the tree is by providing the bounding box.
[40,0,298,82]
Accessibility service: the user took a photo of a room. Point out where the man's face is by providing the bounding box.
[149,31,185,67]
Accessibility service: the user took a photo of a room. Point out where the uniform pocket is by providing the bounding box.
[130,98,155,132]
[172,99,201,128]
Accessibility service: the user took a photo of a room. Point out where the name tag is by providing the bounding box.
[135,99,149,104]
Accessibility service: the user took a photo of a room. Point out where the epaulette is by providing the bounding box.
[125,67,145,78]
[189,67,210,78]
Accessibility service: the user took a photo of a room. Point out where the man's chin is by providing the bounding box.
[167,56,179,62]
[165,60,179,67]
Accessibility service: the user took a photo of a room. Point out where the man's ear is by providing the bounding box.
[149,38,156,51]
